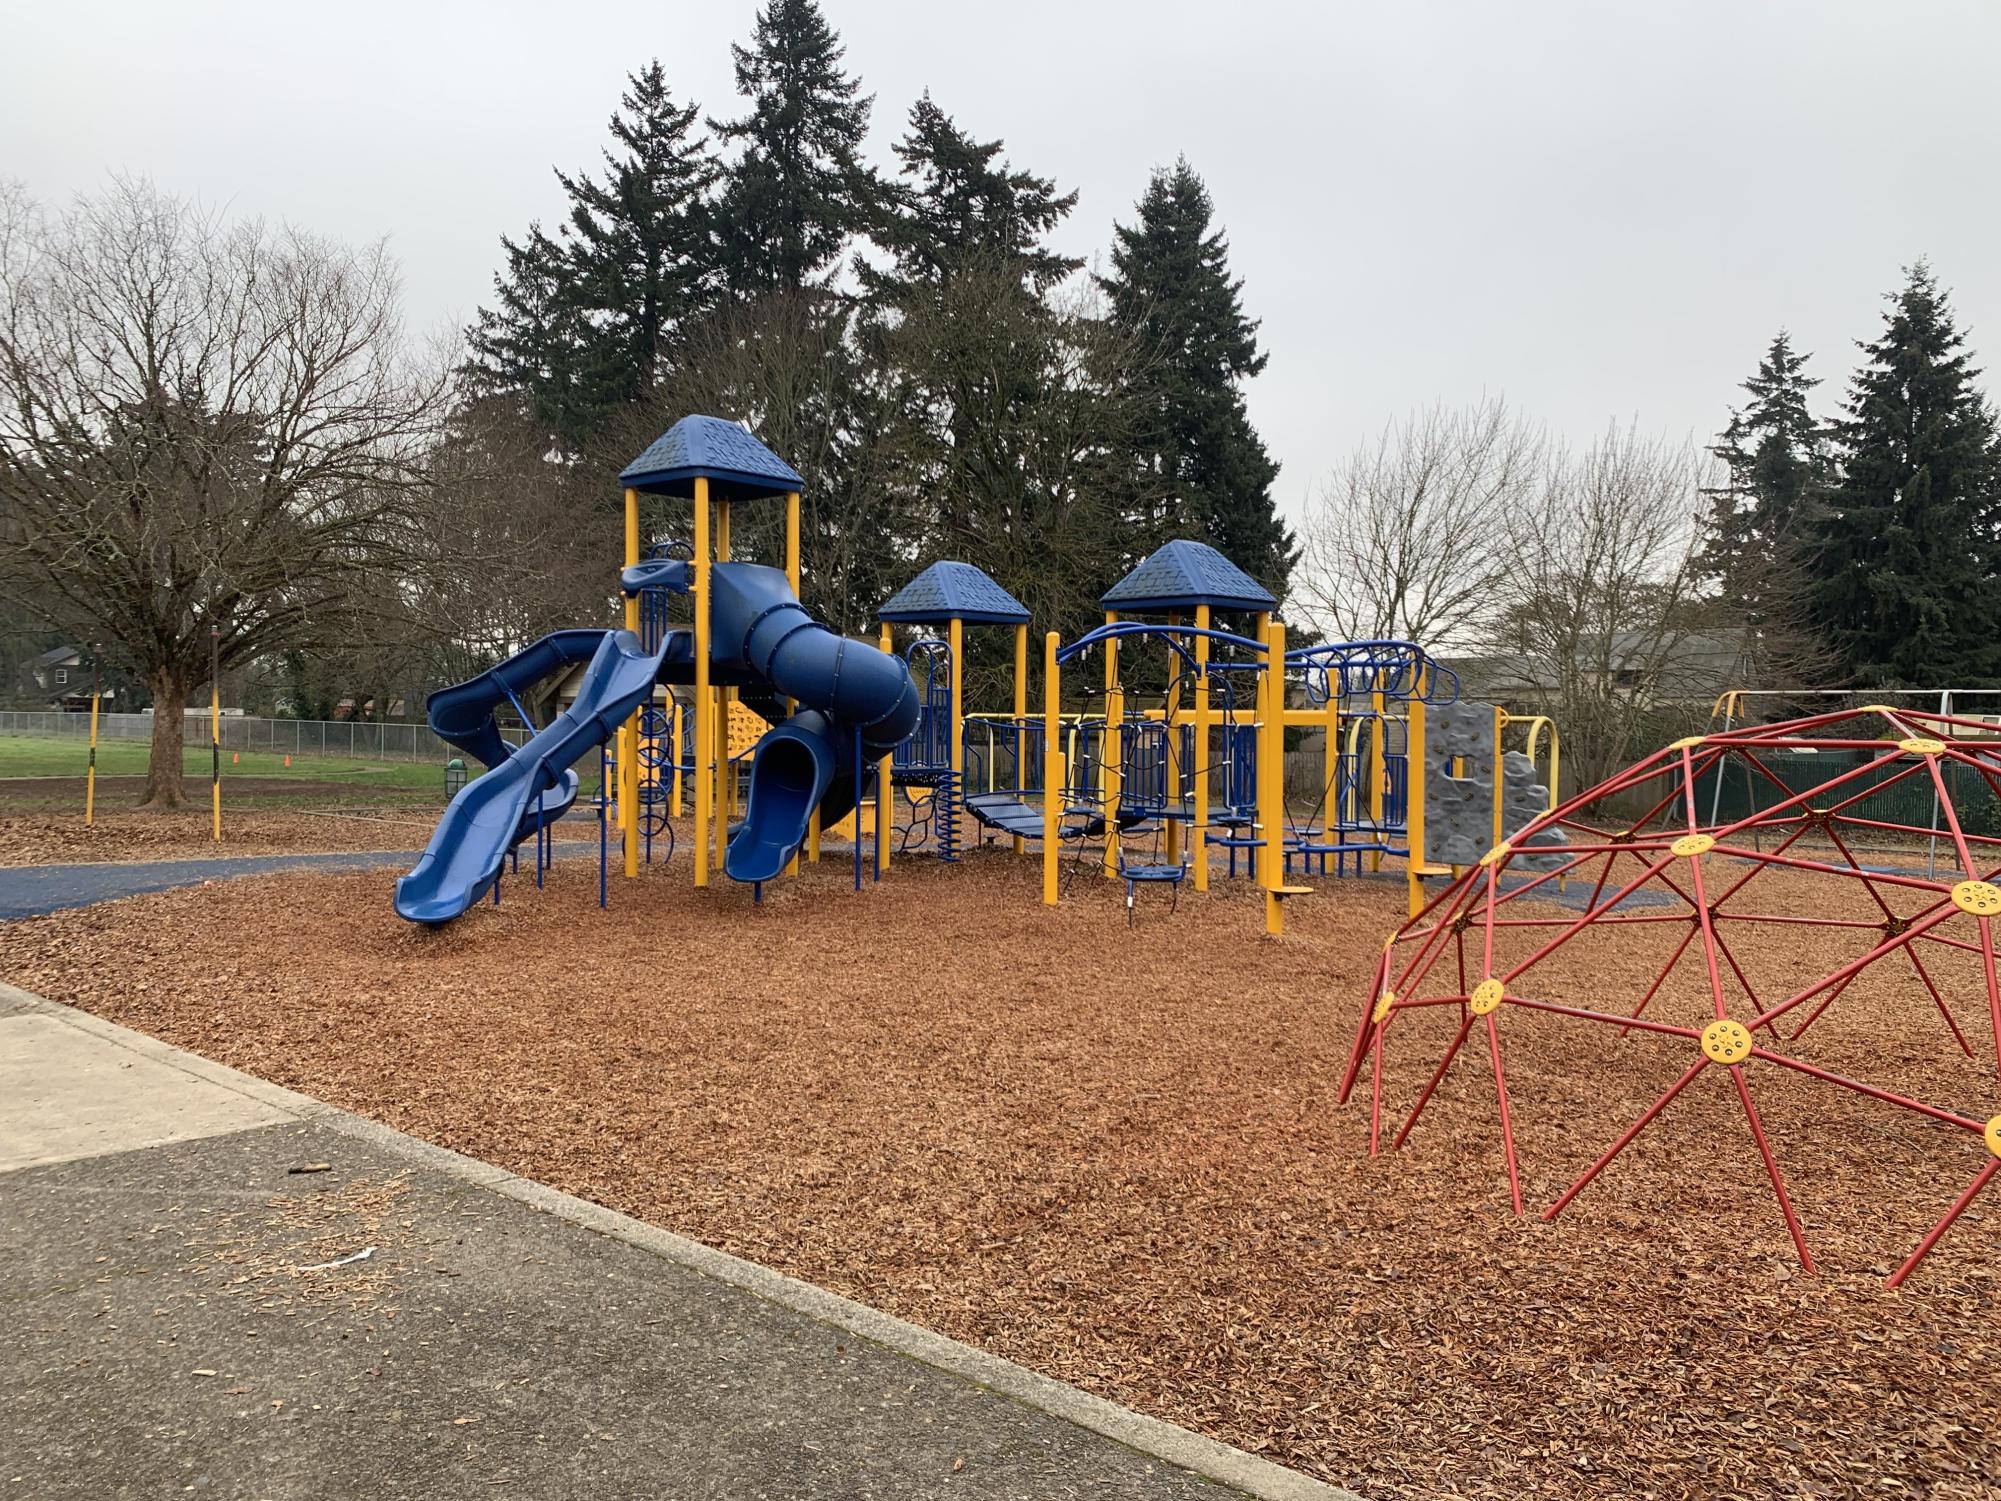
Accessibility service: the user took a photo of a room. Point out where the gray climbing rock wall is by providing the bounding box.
[1422,700,1558,866]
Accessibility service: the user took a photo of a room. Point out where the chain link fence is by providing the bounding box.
[0,710,527,762]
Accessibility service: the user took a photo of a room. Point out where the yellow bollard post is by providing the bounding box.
[210,624,222,843]
[85,648,101,827]
[1042,630,1062,905]
[1193,605,1210,892]
[692,479,712,888]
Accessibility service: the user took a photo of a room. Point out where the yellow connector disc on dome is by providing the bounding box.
[1951,880,2001,917]
[1701,1018,1753,1065]
[1373,991,1396,1024]
[1469,978,1504,1015]
[1899,737,1947,756]
[1479,842,1512,868]
[1668,736,1706,751]
[1671,833,1716,858]
[1986,1116,2001,1160]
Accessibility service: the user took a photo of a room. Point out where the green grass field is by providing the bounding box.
[0,733,447,789]
[0,733,620,813]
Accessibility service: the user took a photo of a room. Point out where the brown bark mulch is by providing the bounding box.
[0,808,597,866]
[1,851,1994,1500]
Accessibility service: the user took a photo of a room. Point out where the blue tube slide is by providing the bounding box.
[394,629,672,924]
[709,563,920,883]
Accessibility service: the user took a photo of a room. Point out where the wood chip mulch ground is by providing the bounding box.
[2,851,1995,1500]
[0,808,596,866]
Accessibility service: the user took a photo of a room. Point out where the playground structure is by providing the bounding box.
[1340,703,2001,1286]
[394,417,1563,930]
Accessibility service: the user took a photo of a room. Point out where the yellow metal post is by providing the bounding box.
[877,623,894,876]
[1100,611,1120,877]
[948,617,965,857]
[1492,705,1508,856]
[1011,623,1028,856]
[1163,616,1182,868]
[692,479,712,888]
[670,698,684,818]
[1193,605,1210,892]
[1323,662,1340,855]
[1369,675,1386,874]
[1259,617,1285,934]
[715,499,732,872]
[1406,694,1427,918]
[620,487,640,877]
[1043,631,1062,905]
[785,490,802,877]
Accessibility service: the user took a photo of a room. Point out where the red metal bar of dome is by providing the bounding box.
[1887,1160,1998,1288]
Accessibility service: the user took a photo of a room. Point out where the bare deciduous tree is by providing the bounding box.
[1299,397,1542,647]
[1485,424,1724,786]
[0,177,449,805]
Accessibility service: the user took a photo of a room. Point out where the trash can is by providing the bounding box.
[444,757,467,801]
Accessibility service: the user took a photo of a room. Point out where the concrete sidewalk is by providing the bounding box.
[0,984,1354,1501]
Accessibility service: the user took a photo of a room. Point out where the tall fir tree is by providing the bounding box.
[1098,159,1294,600]
[1700,331,1831,622]
[1810,265,2001,685]
[864,93,1079,296]
[470,62,718,451]
[711,0,876,296]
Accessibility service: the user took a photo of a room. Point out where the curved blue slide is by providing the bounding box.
[711,564,920,883]
[394,629,671,924]
[396,559,919,918]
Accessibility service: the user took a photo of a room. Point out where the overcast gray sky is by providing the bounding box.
[5,1,1997,528]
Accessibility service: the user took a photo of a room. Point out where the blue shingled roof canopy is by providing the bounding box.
[619,415,804,501]
[878,561,1031,625]
[1100,539,1277,613]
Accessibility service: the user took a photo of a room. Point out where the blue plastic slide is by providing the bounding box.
[394,629,670,924]
[708,564,920,882]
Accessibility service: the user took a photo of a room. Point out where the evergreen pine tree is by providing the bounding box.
[470,62,718,451]
[1098,159,1294,601]
[1700,331,1831,621]
[864,93,1079,296]
[711,0,876,296]
[1811,264,2001,685]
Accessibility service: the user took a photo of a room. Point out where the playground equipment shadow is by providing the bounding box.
[1,851,1995,1500]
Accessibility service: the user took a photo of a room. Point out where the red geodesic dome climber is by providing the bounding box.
[1339,704,2001,1286]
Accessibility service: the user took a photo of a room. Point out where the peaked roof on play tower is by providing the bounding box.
[619,415,804,501]
[1100,539,1277,614]
[878,562,1032,626]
